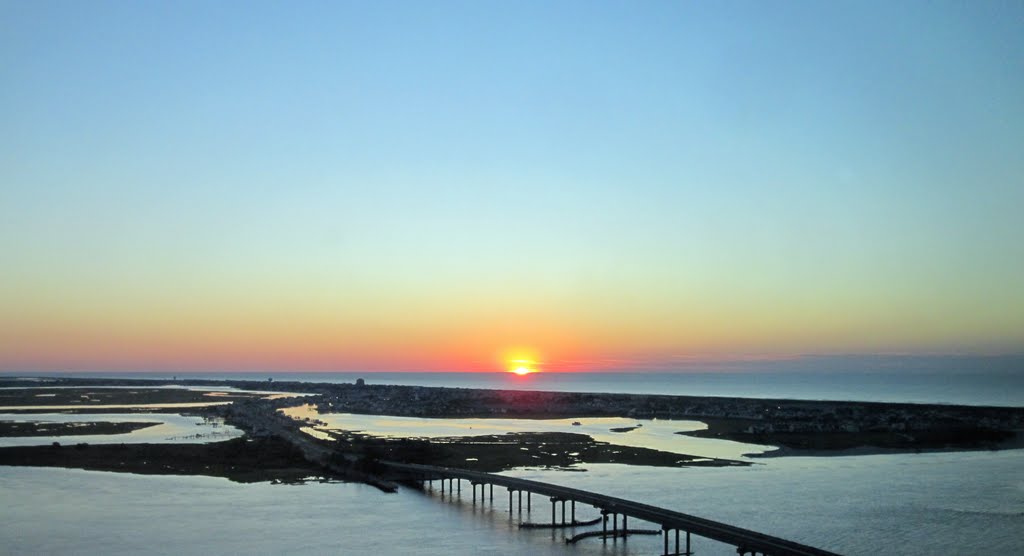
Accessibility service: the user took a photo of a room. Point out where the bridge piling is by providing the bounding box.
[660,527,692,556]
[383,461,839,556]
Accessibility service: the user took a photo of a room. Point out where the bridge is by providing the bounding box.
[226,402,840,555]
[383,461,841,556]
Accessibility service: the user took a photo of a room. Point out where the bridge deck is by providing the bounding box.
[383,461,840,556]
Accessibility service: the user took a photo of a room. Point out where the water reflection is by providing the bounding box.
[280,406,774,460]
[500,449,1024,555]
[0,412,242,447]
[0,385,308,411]
[411,477,641,555]
[0,385,308,396]
[0,402,232,411]
[0,467,637,555]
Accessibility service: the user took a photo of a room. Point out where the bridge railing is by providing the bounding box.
[381,461,840,556]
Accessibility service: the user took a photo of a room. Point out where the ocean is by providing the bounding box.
[10,369,1024,406]
[1,370,1022,555]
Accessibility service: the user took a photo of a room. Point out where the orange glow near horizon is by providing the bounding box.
[505,351,540,375]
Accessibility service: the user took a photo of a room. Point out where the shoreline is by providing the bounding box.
[745,436,1024,458]
[0,437,328,483]
[677,416,1023,456]
[1,376,1023,485]
[0,421,160,438]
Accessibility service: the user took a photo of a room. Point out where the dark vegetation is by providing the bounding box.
[1,376,1021,485]
[0,385,267,414]
[328,430,748,473]
[0,437,326,483]
[684,417,1017,455]
[0,421,158,437]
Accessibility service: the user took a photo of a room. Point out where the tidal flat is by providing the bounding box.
[1,376,1022,486]
[0,420,158,437]
[0,384,274,413]
[0,436,321,483]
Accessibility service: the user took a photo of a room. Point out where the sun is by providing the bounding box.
[506,356,539,376]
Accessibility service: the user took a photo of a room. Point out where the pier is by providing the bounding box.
[384,461,840,556]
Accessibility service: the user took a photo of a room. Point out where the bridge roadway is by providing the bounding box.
[383,461,840,556]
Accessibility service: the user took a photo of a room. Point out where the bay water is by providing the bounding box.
[1,371,1022,555]
[11,369,1022,406]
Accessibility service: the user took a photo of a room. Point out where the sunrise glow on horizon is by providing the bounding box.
[506,356,540,376]
[1,3,1022,374]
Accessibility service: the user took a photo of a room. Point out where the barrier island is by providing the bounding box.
[1,377,1022,485]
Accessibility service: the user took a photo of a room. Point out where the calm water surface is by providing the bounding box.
[0,413,241,447]
[502,450,1024,555]
[286,408,774,460]
[0,467,633,556]
[283,408,1024,555]
[2,372,1022,555]
[3,449,1021,556]
[13,370,1022,406]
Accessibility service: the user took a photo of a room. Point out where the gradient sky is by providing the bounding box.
[2,1,1022,372]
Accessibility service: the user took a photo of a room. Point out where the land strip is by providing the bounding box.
[679,416,1022,456]
[211,379,1024,455]
[324,430,748,473]
[3,376,1023,465]
[0,436,325,483]
[0,386,270,414]
[0,421,159,437]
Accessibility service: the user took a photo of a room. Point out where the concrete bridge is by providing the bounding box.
[383,461,840,556]
[227,401,839,554]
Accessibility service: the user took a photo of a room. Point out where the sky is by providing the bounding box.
[2,1,1022,373]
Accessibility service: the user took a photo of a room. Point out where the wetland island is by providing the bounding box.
[2,376,1022,488]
